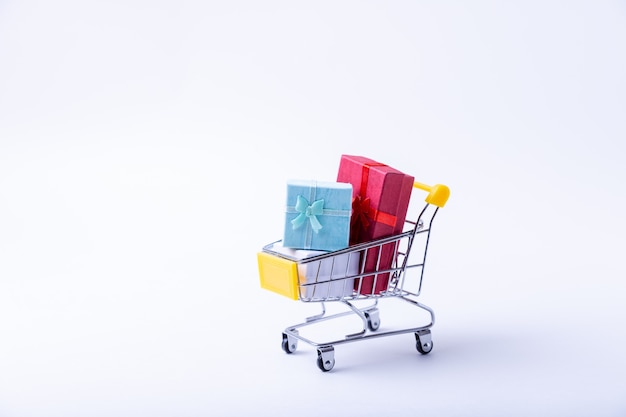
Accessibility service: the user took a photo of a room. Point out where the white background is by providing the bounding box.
[1,1,625,416]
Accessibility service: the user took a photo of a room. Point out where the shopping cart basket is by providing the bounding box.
[257,181,449,371]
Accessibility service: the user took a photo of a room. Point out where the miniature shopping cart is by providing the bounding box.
[257,181,449,371]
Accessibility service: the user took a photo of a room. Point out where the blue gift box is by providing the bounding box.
[283,180,352,251]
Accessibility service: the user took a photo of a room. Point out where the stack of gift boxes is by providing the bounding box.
[258,154,414,300]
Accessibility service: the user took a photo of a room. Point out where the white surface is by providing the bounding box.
[1,1,625,416]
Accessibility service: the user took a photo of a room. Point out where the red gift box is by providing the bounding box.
[337,155,414,295]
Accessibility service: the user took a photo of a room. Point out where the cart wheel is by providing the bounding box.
[281,332,298,354]
[364,309,380,331]
[316,346,335,372]
[415,330,433,354]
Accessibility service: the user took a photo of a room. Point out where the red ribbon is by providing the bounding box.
[351,195,371,230]
[359,163,385,198]
[350,161,398,241]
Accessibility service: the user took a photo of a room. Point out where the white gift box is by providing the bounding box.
[268,242,359,300]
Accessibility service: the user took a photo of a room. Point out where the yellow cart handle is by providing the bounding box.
[413,181,450,208]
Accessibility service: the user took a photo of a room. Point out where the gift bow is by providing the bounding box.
[351,195,371,230]
[291,195,325,233]
[350,194,398,243]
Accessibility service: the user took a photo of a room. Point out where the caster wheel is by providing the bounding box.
[317,346,335,372]
[281,332,298,354]
[364,309,380,331]
[415,330,433,354]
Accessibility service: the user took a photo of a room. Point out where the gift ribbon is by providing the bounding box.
[291,195,325,233]
[359,162,386,197]
[351,161,399,240]
[351,195,371,230]
[351,196,397,229]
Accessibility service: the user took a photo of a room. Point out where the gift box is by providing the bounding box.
[337,155,414,294]
[283,180,352,251]
[258,242,358,300]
